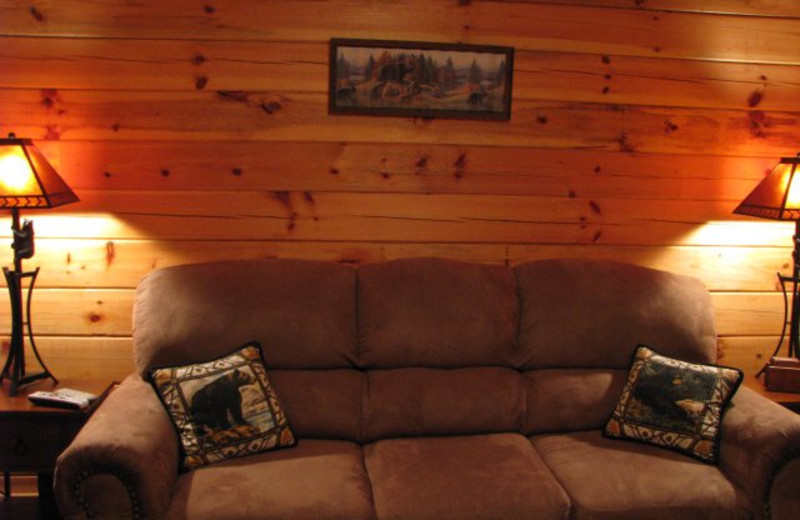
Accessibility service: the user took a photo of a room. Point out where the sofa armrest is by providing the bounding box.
[718,385,800,520]
[54,374,180,520]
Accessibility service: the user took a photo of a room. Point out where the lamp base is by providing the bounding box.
[765,357,800,393]
[0,266,56,396]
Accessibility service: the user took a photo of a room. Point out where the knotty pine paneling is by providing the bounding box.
[2,90,799,156]
[40,142,775,197]
[5,37,800,113]
[2,1,800,64]
[0,0,798,379]
[518,0,800,18]
[5,191,790,247]
[9,239,790,291]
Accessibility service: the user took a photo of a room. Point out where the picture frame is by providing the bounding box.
[329,38,514,121]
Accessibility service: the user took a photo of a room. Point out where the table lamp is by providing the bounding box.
[0,134,78,396]
[734,153,800,391]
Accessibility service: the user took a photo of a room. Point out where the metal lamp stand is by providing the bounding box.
[758,220,800,378]
[0,208,56,396]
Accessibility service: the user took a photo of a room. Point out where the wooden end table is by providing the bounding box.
[0,379,114,519]
[743,374,800,413]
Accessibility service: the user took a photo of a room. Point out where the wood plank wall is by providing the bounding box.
[1,0,800,380]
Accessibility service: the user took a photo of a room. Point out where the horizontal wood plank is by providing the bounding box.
[1,90,798,157]
[0,37,327,93]
[3,37,800,112]
[514,0,800,18]
[718,336,782,376]
[34,141,773,200]
[2,1,799,64]
[23,337,135,381]
[0,289,132,337]
[0,239,787,292]
[713,292,787,336]
[0,191,792,246]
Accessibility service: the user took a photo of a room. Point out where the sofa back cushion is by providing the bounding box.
[514,259,717,370]
[522,369,628,435]
[269,370,364,441]
[357,257,520,368]
[356,258,523,439]
[132,256,719,442]
[133,258,358,373]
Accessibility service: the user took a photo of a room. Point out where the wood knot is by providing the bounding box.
[261,101,282,114]
[747,90,763,108]
[29,6,45,21]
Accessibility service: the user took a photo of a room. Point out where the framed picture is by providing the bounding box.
[329,38,514,121]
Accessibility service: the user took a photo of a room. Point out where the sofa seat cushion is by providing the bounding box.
[165,440,375,520]
[531,431,750,520]
[364,433,570,520]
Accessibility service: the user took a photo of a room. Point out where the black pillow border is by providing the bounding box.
[146,341,297,472]
[602,344,744,464]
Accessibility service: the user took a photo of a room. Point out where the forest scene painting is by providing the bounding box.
[329,39,513,120]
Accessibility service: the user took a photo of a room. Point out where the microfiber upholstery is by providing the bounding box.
[364,434,571,520]
[514,258,717,369]
[522,369,628,435]
[357,257,520,368]
[532,431,750,520]
[361,367,525,442]
[166,440,375,520]
[356,258,524,442]
[133,258,359,373]
[132,257,722,445]
[71,256,797,520]
[268,370,364,441]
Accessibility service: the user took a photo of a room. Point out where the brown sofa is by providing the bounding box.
[54,257,800,520]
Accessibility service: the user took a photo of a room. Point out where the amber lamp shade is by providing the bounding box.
[0,135,79,396]
[0,136,78,209]
[734,156,800,221]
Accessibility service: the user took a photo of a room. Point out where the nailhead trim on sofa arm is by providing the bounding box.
[70,465,142,519]
[54,375,180,520]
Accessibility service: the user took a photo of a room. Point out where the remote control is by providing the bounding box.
[28,388,97,409]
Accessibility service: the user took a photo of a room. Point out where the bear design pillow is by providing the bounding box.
[149,343,295,470]
[604,345,742,464]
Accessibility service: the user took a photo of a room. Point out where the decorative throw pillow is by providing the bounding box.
[149,343,296,470]
[604,345,742,464]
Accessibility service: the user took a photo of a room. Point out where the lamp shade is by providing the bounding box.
[0,136,78,209]
[734,155,800,221]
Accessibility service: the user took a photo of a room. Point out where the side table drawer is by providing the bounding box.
[0,417,84,471]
